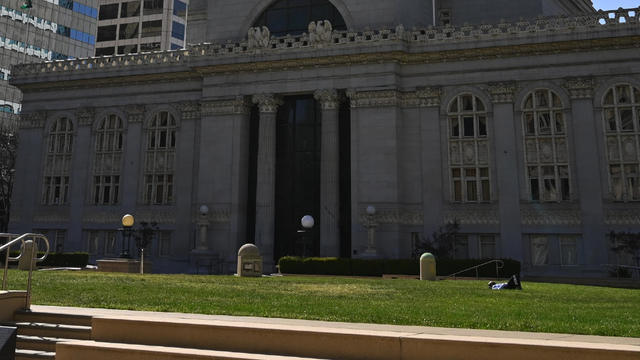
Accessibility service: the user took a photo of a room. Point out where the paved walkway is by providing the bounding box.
[31,305,640,347]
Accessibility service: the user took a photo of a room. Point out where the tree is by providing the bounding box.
[412,221,461,259]
[0,130,17,233]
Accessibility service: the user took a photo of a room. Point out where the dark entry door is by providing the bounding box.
[274,96,321,260]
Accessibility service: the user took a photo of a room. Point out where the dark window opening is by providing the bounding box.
[99,3,118,20]
[97,25,117,42]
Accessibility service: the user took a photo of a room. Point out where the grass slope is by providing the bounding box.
[8,270,640,337]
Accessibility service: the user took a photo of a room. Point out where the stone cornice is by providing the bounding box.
[564,77,595,99]
[347,89,400,108]
[13,35,640,93]
[201,97,252,115]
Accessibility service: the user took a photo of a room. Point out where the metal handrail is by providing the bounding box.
[446,259,505,279]
[0,233,50,310]
[602,263,640,280]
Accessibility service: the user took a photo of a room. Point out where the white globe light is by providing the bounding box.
[301,215,315,229]
[199,205,209,215]
[366,206,376,215]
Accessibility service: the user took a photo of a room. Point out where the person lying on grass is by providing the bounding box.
[488,274,522,290]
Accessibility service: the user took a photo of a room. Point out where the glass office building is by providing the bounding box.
[0,0,98,130]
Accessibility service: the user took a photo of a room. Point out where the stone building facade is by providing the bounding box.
[1,0,98,130]
[8,0,640,276]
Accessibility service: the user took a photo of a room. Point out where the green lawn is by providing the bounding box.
[6,270,640,337]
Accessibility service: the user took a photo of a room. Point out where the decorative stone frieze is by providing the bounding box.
[125,104,145,123]
[201,97,251,115]
[347,90,400,108]
[252,94,283,113]
[415,87,442,107]
[134,208,177,224]
[33,208,70,223]
[605,207,640,225]
[520,204,582,226]
[313,89,340,110]
[443,204,500,225]
[76,107,95,126]
[488,82,517,103]
[19,111,46,129]
[564,77,595,99]
[178,101,201,120]
[358,208,424,226]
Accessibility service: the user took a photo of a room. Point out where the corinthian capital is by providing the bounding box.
[314,89,340,110]
[252,94,283,113]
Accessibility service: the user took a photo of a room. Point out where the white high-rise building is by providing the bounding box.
[95,0,188,56]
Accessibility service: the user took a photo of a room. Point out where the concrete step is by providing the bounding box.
[91,316,640,360]
[13,311,92,327]
[17,334,78,352]
[56,340,331,360]
[15,322,91,340]
[15,348,55,360]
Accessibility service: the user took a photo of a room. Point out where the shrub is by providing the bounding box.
[5,251,89,268]
[278,257,520,278]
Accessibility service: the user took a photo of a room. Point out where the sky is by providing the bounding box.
[591,0,640,10]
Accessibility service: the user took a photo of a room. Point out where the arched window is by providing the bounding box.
[253,0,347,37]
[42,117,74,205]
[143,111,177,205]
[522,89,570,202]
[448,94,491,202]
[93,114,124,205]
[603,84,640,201]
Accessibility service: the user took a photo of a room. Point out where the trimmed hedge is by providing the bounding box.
[4,251,89,268]
[278,256,520,278]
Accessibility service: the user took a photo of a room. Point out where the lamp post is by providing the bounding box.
[197,205,210,251]
[297,215,315,257]
[363,206,378,256]
[120,214,134,258]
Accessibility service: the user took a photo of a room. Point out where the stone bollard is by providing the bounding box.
[236,243,263,277]
[420,252,436,281]
[18,240,38,271]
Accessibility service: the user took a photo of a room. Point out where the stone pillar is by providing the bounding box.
[68,108,94,251]
[417,87,443,239]
[199,96,252,270]
[9,112,46,233]
[489,83,523,262]
[564,78,607,273]
[252,94,282,270]
[314,89,340,257]
[122,105,145,211]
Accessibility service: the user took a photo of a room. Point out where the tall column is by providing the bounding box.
[314,89,340,257]
[489,83,523,262]
[564,78,607,273]
[252,94,282,270]
[122,105,145,211]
